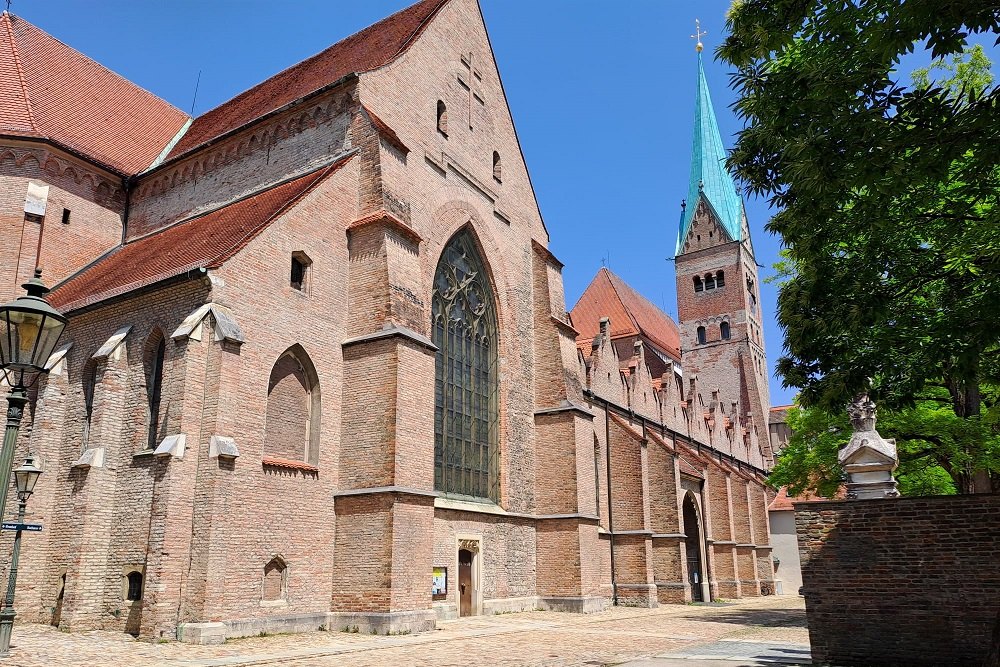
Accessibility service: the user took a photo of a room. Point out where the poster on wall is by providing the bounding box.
[432,567,447,595]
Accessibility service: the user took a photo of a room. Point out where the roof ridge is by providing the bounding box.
[600,267,642,336]
[3,12,37,132]
[8,12,186,118]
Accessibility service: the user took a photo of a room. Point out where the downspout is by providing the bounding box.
[604,402,617,606]
[121,175,134,245]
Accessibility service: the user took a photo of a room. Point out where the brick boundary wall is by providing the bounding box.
[795,494,1000,667]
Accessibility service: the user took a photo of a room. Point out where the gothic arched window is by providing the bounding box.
[432,229,499,502]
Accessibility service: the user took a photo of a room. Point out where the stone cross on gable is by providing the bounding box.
[458,51,484,130]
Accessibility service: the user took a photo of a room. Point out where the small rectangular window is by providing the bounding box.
[61,208,71,225]
[290,252,311,292]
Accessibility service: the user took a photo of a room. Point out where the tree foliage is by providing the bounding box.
[771,387,1000,497]
[720,1,1000,491]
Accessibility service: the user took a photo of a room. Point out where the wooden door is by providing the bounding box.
[459,548,473,616]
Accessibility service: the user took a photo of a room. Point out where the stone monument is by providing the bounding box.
[840,394,900,499]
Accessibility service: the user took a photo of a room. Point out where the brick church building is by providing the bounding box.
[0,0,775,643]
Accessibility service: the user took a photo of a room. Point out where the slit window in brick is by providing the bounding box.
[290,252,311,292]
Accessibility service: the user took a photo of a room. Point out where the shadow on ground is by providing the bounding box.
[682,607,808,629]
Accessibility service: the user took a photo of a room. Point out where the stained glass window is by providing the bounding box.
[432,230,499,502]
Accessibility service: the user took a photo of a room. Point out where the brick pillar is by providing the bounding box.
[531,243,605,612]
[601,416,656,607]
[705,465,739,599]
[649,437,686,604]
[752,480,776,595]
[733,477,761,597]
[330,218,436,634]
[533,408,605,612]
[59,341,128,631]
[140,333,207,639]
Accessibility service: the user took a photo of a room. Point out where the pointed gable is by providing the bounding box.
[0,12,188,174]
[571,268,681,361]
[49,156,352,313]
[677,53,743,253]
[165,0,448,160]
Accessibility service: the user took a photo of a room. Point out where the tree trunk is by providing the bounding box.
[945,374,990,493]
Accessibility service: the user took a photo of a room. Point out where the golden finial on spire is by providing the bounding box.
[691,19,706,53]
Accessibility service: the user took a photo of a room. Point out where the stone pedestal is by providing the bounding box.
[840,395,899,500]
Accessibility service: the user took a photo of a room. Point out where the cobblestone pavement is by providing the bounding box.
[4,595,808,667]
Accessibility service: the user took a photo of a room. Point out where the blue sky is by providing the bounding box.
[14,0,995,407]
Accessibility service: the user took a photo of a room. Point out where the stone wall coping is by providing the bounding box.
[334,485,437,499]
[611,529,655,536]
[792,493,1000,510]
[341,323,437,352]
[534,400,596,419]
[44,342,73,371]
[434,496,598,522]
[708,539,737,545]
[92,325,132,360]
[172,303,246,344]
[651,533,687,539]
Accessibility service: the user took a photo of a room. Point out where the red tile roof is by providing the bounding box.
[768,486,842,511]
[165,0,448,160]
[49,156,352,312]
[1,12,188,174]
[571,268,681,361]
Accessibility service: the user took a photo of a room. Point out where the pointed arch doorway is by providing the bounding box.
[683,494,708,602]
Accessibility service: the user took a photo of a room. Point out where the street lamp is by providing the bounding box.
[0,269,66,656]
[0,454,43,656]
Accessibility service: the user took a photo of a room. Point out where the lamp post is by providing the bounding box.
[0,454,42,656]
[0,269,66,656]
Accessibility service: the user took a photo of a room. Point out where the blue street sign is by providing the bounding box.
[0,523,41,532]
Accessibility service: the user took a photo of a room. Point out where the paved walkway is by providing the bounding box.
[4,595,808,667]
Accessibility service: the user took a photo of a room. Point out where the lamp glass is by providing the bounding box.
[13,454,42,497]
[0,300,66,374]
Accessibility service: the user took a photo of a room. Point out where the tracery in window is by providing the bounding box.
[432,229,499,502]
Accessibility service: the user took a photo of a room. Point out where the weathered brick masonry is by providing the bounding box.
[0,0,775,643]
[796,495,1000,667]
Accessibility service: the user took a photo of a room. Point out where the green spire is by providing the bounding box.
[677,53,743,254]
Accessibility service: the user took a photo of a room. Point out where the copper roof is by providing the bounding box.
[0,12,188,174]
[164,0,448,160]
[49,157,352,313]
[571,268,681,361]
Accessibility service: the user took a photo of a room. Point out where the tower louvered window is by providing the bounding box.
[432,230,499,502]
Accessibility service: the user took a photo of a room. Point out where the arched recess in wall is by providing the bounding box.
[436,100,448,136]
[143,329,168,450]
[264,345,321,464]
[682,491,707,602]
[492,151,502,182]
[431,227,500,502]
[262,555,287,602]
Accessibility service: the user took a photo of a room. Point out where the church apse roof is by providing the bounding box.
[0,11,189,174]
[164,0,448,161]
[49,156,353,313]
[570,267,681,362]
[677,53,743,253]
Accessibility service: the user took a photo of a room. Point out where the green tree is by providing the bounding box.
[720,2,1000,492]
[771,387,1000,496]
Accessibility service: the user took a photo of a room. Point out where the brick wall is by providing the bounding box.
[796,495,1000,666]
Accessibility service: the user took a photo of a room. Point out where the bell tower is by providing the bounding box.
[673,38,772,464]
